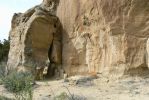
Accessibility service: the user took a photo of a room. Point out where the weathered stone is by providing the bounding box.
[7,0,149,78]
[7,0,62,79]
[68,75,95,86]
[57,0,149,77]
[147,39,149,68]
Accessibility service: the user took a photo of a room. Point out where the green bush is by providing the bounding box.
[2,72,33,100]
[0,95,13,100]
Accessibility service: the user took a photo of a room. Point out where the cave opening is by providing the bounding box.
[46,44,56,78]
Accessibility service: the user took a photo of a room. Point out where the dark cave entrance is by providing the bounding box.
[46,44,56,78]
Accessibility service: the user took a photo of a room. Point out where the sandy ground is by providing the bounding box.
[1,75,149,100]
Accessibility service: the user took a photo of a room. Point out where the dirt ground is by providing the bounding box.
[1,75,149,100]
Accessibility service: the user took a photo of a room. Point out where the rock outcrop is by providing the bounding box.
[57,0,149,77]
[7,0,149,78]
[7,0,62,79]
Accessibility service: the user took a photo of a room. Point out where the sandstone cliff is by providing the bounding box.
[7,0,149,78]
[7,0,62,79]
[57,0,149,77]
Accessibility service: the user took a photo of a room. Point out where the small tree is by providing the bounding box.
[0,39,10,78]
[0,39,10,62]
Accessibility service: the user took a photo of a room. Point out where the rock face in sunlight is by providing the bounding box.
[7,0,149,78]
[7,0,62,79]
[57,0,149,77]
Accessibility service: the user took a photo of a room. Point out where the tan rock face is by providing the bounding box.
[7,0,62,78]
[7,0,149,78]
[57,0,149,77]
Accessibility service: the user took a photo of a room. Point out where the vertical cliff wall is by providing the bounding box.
[7,0,149,78]
[57,0,149,76]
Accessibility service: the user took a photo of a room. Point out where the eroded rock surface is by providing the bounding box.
[7,0,149,78]
[7,0,62,79]
[57,0,149,77]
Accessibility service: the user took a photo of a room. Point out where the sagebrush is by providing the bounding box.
[2,71,33,100]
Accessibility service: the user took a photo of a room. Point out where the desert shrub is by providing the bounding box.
[2,71,33,100]
[0,95,13,100]
[54,92,70,100]
[54,92,87,100]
